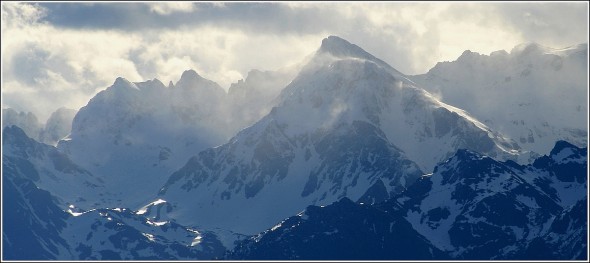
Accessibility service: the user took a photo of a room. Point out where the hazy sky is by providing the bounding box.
[1,2,588,122]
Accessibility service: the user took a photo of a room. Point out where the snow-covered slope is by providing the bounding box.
[411,43,588,155]
[54,66,301,210]
[157,36,525,235]
[226,140,586,260]
[56,73,229,209]
[2,150,227,260]
[2,126,105,209]
[60,207,226,260]
[3,154,70,260]
[275,36,525,171]
[388,140,586,259]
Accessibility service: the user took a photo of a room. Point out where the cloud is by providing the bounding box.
[1,1,45,30]
[1,3,145,121]
[492,2,588,48]
[148,2,196,15]
[1,2,587,123]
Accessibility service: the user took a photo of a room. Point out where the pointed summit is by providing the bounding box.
[313,36,404,77]
[176,69,202,87]
[550,140,577,156]
[318,35,378,61]
[109,77,139,92]
[113,77,132,87]
[180,69,201,80]
[174,69,225,92]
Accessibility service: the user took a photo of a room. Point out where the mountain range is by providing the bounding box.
[2,35,587,260]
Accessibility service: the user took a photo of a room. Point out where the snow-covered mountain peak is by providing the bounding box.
[2,108,43,140]
[318,35,374,59]
[550,140,579,155]
[313,36,403,78]
[178,69,201,82]
[412,42,587,156]
[548,140,585,164]
[175,69,223,92]
[456,50,488,63]
[136,78,166,90]
[451,148,485,162]
[56,68,232,209]
[510,41,588,58]
[270,36,523,170]
[511,42,544,55]
[111,77,139,91]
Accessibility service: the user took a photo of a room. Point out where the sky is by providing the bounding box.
[1,1,588,122]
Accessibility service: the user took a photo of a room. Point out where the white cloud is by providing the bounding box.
[131,28,320,89]
[2,3,144,121]
[1,2,45,29]
[148,2,196,15]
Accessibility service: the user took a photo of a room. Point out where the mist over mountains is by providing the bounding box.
[2,36,587,260]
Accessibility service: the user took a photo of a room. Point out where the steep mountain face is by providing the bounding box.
[273,36,524,171]
[411,43,588,155]
[2,165,227,260]
[157,36,524,235]
[56,73,229,209]
[160,118,423,235]
[227,140,586,260]
[521,196,587,260]
[3,154,70,260]
[385,141,586,259]
[227,198,448,260]
[3,35,585,261]
[39,107,77,146]
[2,126,104,209]
[2,128,227,260]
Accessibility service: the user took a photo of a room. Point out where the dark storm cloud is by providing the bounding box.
[37,2,348,34]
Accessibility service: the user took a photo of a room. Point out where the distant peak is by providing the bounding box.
[461,50,474,56]
[549,140,579,156]
[174,69,224,94]
[457,50,483,62]
[3,125,27,138]
[334,197,355,206]
[180,69,201,80]
[313,35,405,77]
[452,149,485,162]
[318,35,369,59]
[143,78,165,86]
[320,36,351,49]
[113,77,131,86]
[511,42,545,55]
[176,69,206,87]
[490,49,509,58]
[111,77,138,91]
